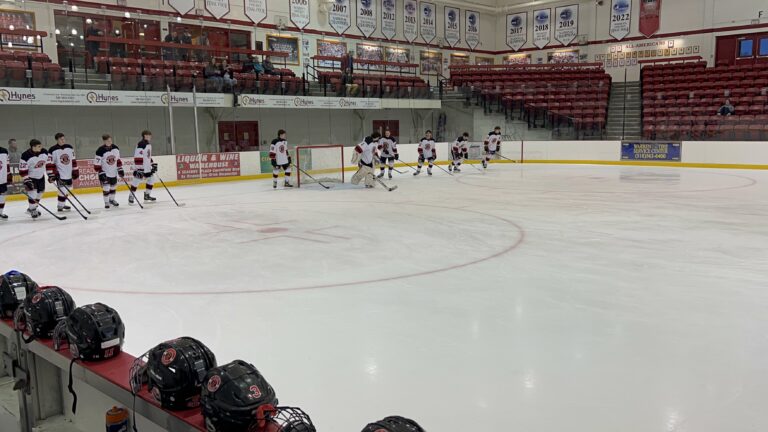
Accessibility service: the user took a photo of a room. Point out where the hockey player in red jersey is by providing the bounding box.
[47,132,80,212]
[0,144,11,219]
[269,130,293,189]
[129,130,157,204]
[19,139,48,219]
[94,134,124,209]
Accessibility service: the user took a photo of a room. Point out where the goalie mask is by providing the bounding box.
[361,416,426,432]
[53,303,125,361]
[14,286,75,340]
[130,337,217,410]
[201,360,278,432]
[0,270,38,318]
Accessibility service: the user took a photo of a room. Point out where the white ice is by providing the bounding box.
[1,164,768,432]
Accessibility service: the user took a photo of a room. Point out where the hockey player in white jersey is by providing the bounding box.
[351,132,381,188]
[0,145,11,219]
[47,132,80,212]
[413,130,436,176]
[449,132,470,173]
[94,134,125,209]
[483,126,502,169]
[377,129,398,179]
[129,130,157,204]
[19,139,49,219]
[270,129,293,189]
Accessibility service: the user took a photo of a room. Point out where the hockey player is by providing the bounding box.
[483,126,502,169]
[129,130,157,205]
[94,134,124,209]
[351,132,381,188]
[449,132,470,173]
[377,129,398,179]
[19,139,48,219]
[0,144,11,219]
[413,130,436,176]
[47,133,79,212]
[269,129,293,189]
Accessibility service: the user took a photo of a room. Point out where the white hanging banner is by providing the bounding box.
[610,0,631,40]
[205,0,230,19]
[420,1,436,44]
[381,0,396,39]
[244,0,267,23]
[169,0,195,15]
[357,0,377,38]
[506,12,527,51]
[330,0,351,34]
[554,4,578,46]
[403,0,418,43]
[444,6,460,47]
[465,10,480,50]
[290,0,311,29]
[533,8,551,49]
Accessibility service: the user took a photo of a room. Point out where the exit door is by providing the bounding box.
[218,121,259,152]
[372,120,400,138]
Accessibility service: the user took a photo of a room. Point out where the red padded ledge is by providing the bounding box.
[0,318,206,430]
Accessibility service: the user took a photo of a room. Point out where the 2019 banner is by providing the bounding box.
[610,0,631,40]
[330,0,351,34]
[357,0,377,38]
[420,2,436,44]
[404,0,418,43]
[639,0,661,38]
[381,0,396,39]
[533,8,551,49]
[444,7,460,47]
[621,141,681,161]
[554,4,578,46]
[465,10,480,50]
[506,12,527,51]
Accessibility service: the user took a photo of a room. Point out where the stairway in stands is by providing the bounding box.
[605,81,642,140]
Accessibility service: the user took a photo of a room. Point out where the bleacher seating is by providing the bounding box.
[0,51,59,87]
[642,61,768,140]
[317,71,429,98]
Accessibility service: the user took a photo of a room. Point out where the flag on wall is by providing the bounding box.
[244,0,267,23]
[506,12,527,51]
[444,7,460,47]
[290,0,310,29]
[609,0,631,40]
[465,10,480,50]
[639,0,661,37]
[357,0,377,37]
[206,0,230,19]
[330,0,352,34]
[404,0,418,42]
[381,0,396,39]
[420,2,436,44]
[554,4,578,46]
[533,8,551,49]
[169,0,194,15]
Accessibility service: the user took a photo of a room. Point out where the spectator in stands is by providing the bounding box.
[341,51,354,74]
[717,99,735,116]
[252,57,265,75]
[7,139,19,165]
[197,31,210,62]
[109,28,126,58]
[263,58,276,75]
[180,29,192,61]
[342,68,359,97]
[204,58,223,92]
[86,25,103,68]
[220,60,237,91]
[164,30,180,60]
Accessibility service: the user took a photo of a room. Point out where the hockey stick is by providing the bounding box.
[397,159,420,172]
[59,183,91,214]
[374,177,398,192]
[121,178,144,209]
[21,191,66,221]
[156,175,185,207]
[496,153,518,163]
[291,164,331,189]
[55,182,87,220]
[431,161,454,176]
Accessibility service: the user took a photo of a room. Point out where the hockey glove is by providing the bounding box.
[133,170,144,180]
[23,178,33,191]
[151,163,158,175]
[484,145,489,153]
[270,159,277,167]
[395,153,399,160]
[118,167,125,178]
[72,169,79,180]
[98,172,107,184]
[287,156,292,165]
[47,172,58,183]
[6,173,12,184]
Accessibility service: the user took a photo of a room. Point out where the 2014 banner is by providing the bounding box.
[554,4,578,46]
[533,8,551,49]
[381,0,396,39]
[330,0,351,34]
[244,0,267,23]
[465,10,480,50]
[420,2,436,44]
[357,0,377,38]
[169,0,194,15]
[444,7,460,47]
[290,0,310,29]
[205,0,230,19]
[403,0,418,42]
[639,0,661,37]
[506,12,527,51]
[610,0,631,40]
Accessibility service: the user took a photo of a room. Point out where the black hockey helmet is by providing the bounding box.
[130,337,217,410]
[261,406,316,432]
[0,270,38,318]
[53,302,125,361]
[14,286,75,340]
[361,416,426,432]
[201,360,278,432]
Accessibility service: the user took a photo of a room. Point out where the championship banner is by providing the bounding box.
[621,141,681,161]
[330,0,351,34]
[290,0,310,29]
[639,0,661,38]
[238,94,382,109]
[403,0,418,43]
[0,88,230,107]
[533,8,551,49]
[176,153,241,180]
[169,0,194,15]
[244,0,267,23]
[554,4,578,46]
[465,10,480,50]
[357,0,377,38]
[205,0,230,19]
[444,7,460,47]
[381,0,396,39]
[610,0,631,40]
[420,2,436,44]
[506,12,527,51]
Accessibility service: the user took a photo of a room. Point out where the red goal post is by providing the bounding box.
[294,145,346,188]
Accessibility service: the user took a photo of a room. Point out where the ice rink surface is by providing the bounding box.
[1,163,768,432]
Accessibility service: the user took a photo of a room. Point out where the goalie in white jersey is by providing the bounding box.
[377,129,398,179]
[0,145,11,219]
[413,130,436,176]
[351,132,381,188]
[449,132,470,173]
[483,126,502,169]
[47,132,79,212]
[270,129,293,189]
[19,139,49,219]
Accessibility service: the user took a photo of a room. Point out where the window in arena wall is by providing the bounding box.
[738,38,754,58]
[759,38,768,57]
[0,9,36,49]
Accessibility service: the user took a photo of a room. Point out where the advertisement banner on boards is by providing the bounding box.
[176,153,241,180]
[238,94,382,109]
[0,88,230,107]
[621,141,681,161]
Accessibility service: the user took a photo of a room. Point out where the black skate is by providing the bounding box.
[144,193,157,202]
[273,180,277,189]
[0,213,7,219]
[388,172,393,179]
[27,208,40,219]
[427,169,433,176]
[377,172,384,178]
[284,181,294,188]
[57,205,71,212]
[109,199,120,207]
[128,195,135,205]
[454,167,461,173]
[413,169,421,176]
[448,164,453,172]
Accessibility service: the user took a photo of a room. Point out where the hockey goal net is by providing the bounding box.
[294,145,345,188]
